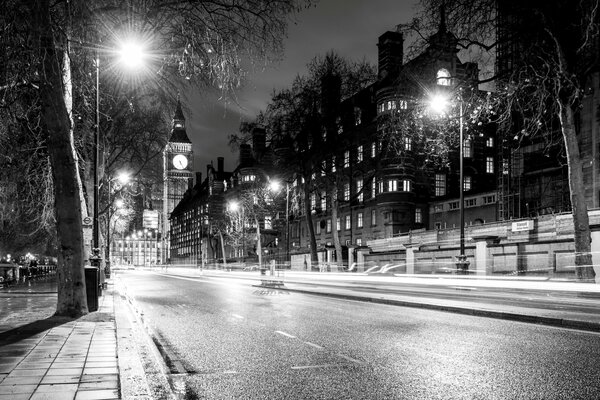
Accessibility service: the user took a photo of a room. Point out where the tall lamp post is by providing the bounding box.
[92,39,147,262]
[430,94,469,274]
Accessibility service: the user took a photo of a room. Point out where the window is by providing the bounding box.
[388,179,398,192]
[331,156,336,172]
[435,222,442,230]
[483,195,496,204]
[264,216,272,230]
[503,160,509,175]
[434,204,444,212]
[310,193,316,211]
[415,208,422,223]
[403,180,411,192]
[357,212,364,228]
[435,174,446,196]
[345,215,351,230]
[465,198,477,207]
[486,157,494,173]
[464,176,472,191]
[449,201,459,210]
[321,191,327,211]
[371,178,377,198]
[344,183,350,201]
[357,145,363,162]
[242,174,256,182]
[463,139,472,158]
[399,99,408,109]
[371,209,377,226]
[357,179,363,202]
[336,217,341,231]
[486,137,494,147]
[404,137,412,151]
[316,222,321,234]
[378,179,384,194]
[354,107,362,125]
[321,161,326,176]
[436,68,451,86]
[371,142,376,158]
[356,238,362,246]
[344,150,350,168]
[326,219,332,233]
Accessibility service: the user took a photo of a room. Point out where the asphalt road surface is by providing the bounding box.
[118,270,600,400]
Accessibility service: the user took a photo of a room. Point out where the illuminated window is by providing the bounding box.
[371,142,376,158]
[463,139,472,158]
[336,217,341,231]
[404,137,412,151]
[436,68,451,86]
[345,215,351,230]
[415,208,422,223]
[403,180,411,192]
[264,216,272,229]
[316,222,321,234]
[326,219,332,233]
[435,173,446,196]
[371,209,377,226]
[344,151,350,168]
[464,176,472,191]
[357,212,364,228]
[344,183,350,201]
[354,107,362,125]
[321,191,327,211]
[486,137,494,147]
[321,161,326,176]
[357,179,363,202]
[388,179,398,192]
[331,156,336,172]
[486,157,494,173]
[356,238,362,246]
[357,145,363,162]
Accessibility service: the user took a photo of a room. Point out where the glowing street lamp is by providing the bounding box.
[429,94,469,274]
[269,180,290,267]
[92,39,147,264]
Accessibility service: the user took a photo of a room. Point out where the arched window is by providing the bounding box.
[436,68,451,86]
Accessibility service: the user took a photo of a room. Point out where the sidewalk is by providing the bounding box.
[0,279,163,400]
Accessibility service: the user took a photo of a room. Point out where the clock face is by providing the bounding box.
[173,154,188,170]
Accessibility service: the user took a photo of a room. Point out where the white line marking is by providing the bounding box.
[231,314,244,319]
[303,341,323,349]
[275,330,296,339]
[291,364,338,370]
[223,370,238,374]
[338,354,363,364]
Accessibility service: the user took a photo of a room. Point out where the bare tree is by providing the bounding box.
[406,0,598,281]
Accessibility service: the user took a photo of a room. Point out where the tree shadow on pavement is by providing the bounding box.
[0,315,74,346]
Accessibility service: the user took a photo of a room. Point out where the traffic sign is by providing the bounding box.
[83,216,92,226]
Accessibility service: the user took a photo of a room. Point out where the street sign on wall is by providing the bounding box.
[511,220,534,232]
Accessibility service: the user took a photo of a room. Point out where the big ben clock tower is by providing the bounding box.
[162,98,194,262]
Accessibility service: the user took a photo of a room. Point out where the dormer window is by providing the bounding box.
[436,68,451,86]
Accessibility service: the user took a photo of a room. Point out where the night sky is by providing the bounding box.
[183,0,418,176]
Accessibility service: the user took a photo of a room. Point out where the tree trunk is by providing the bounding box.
[559,103,596,282]
[219,230,227,268]
[255,218,262,268]
[34,0,88,315]
[303,181,319,269]
[330,188,343,271]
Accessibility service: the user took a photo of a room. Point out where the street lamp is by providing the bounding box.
[92,39,147,262]
[429,93,469,274]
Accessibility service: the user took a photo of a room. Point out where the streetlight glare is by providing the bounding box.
[270,181,282,192]
[118,40,146,69]
[429,94,449,114]
[115,199,125,209]
[228,201,240,211]
[117,172,130,185]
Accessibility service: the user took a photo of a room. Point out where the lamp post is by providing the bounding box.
[92,39,147,263]
[429,94,469,274]
[228,201,245,265]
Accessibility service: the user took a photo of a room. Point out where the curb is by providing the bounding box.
[277,286,600,333]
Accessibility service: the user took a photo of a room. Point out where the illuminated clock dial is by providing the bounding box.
[173,154,188,170]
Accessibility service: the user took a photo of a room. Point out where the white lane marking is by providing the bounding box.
[231,314,244,319]
[338,354,363,364]
[275,330,296,339]
[223,370,238,374]
[291,364,338,370]
[303,341,323,350]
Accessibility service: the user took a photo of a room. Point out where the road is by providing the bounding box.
[118,270,600,400]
